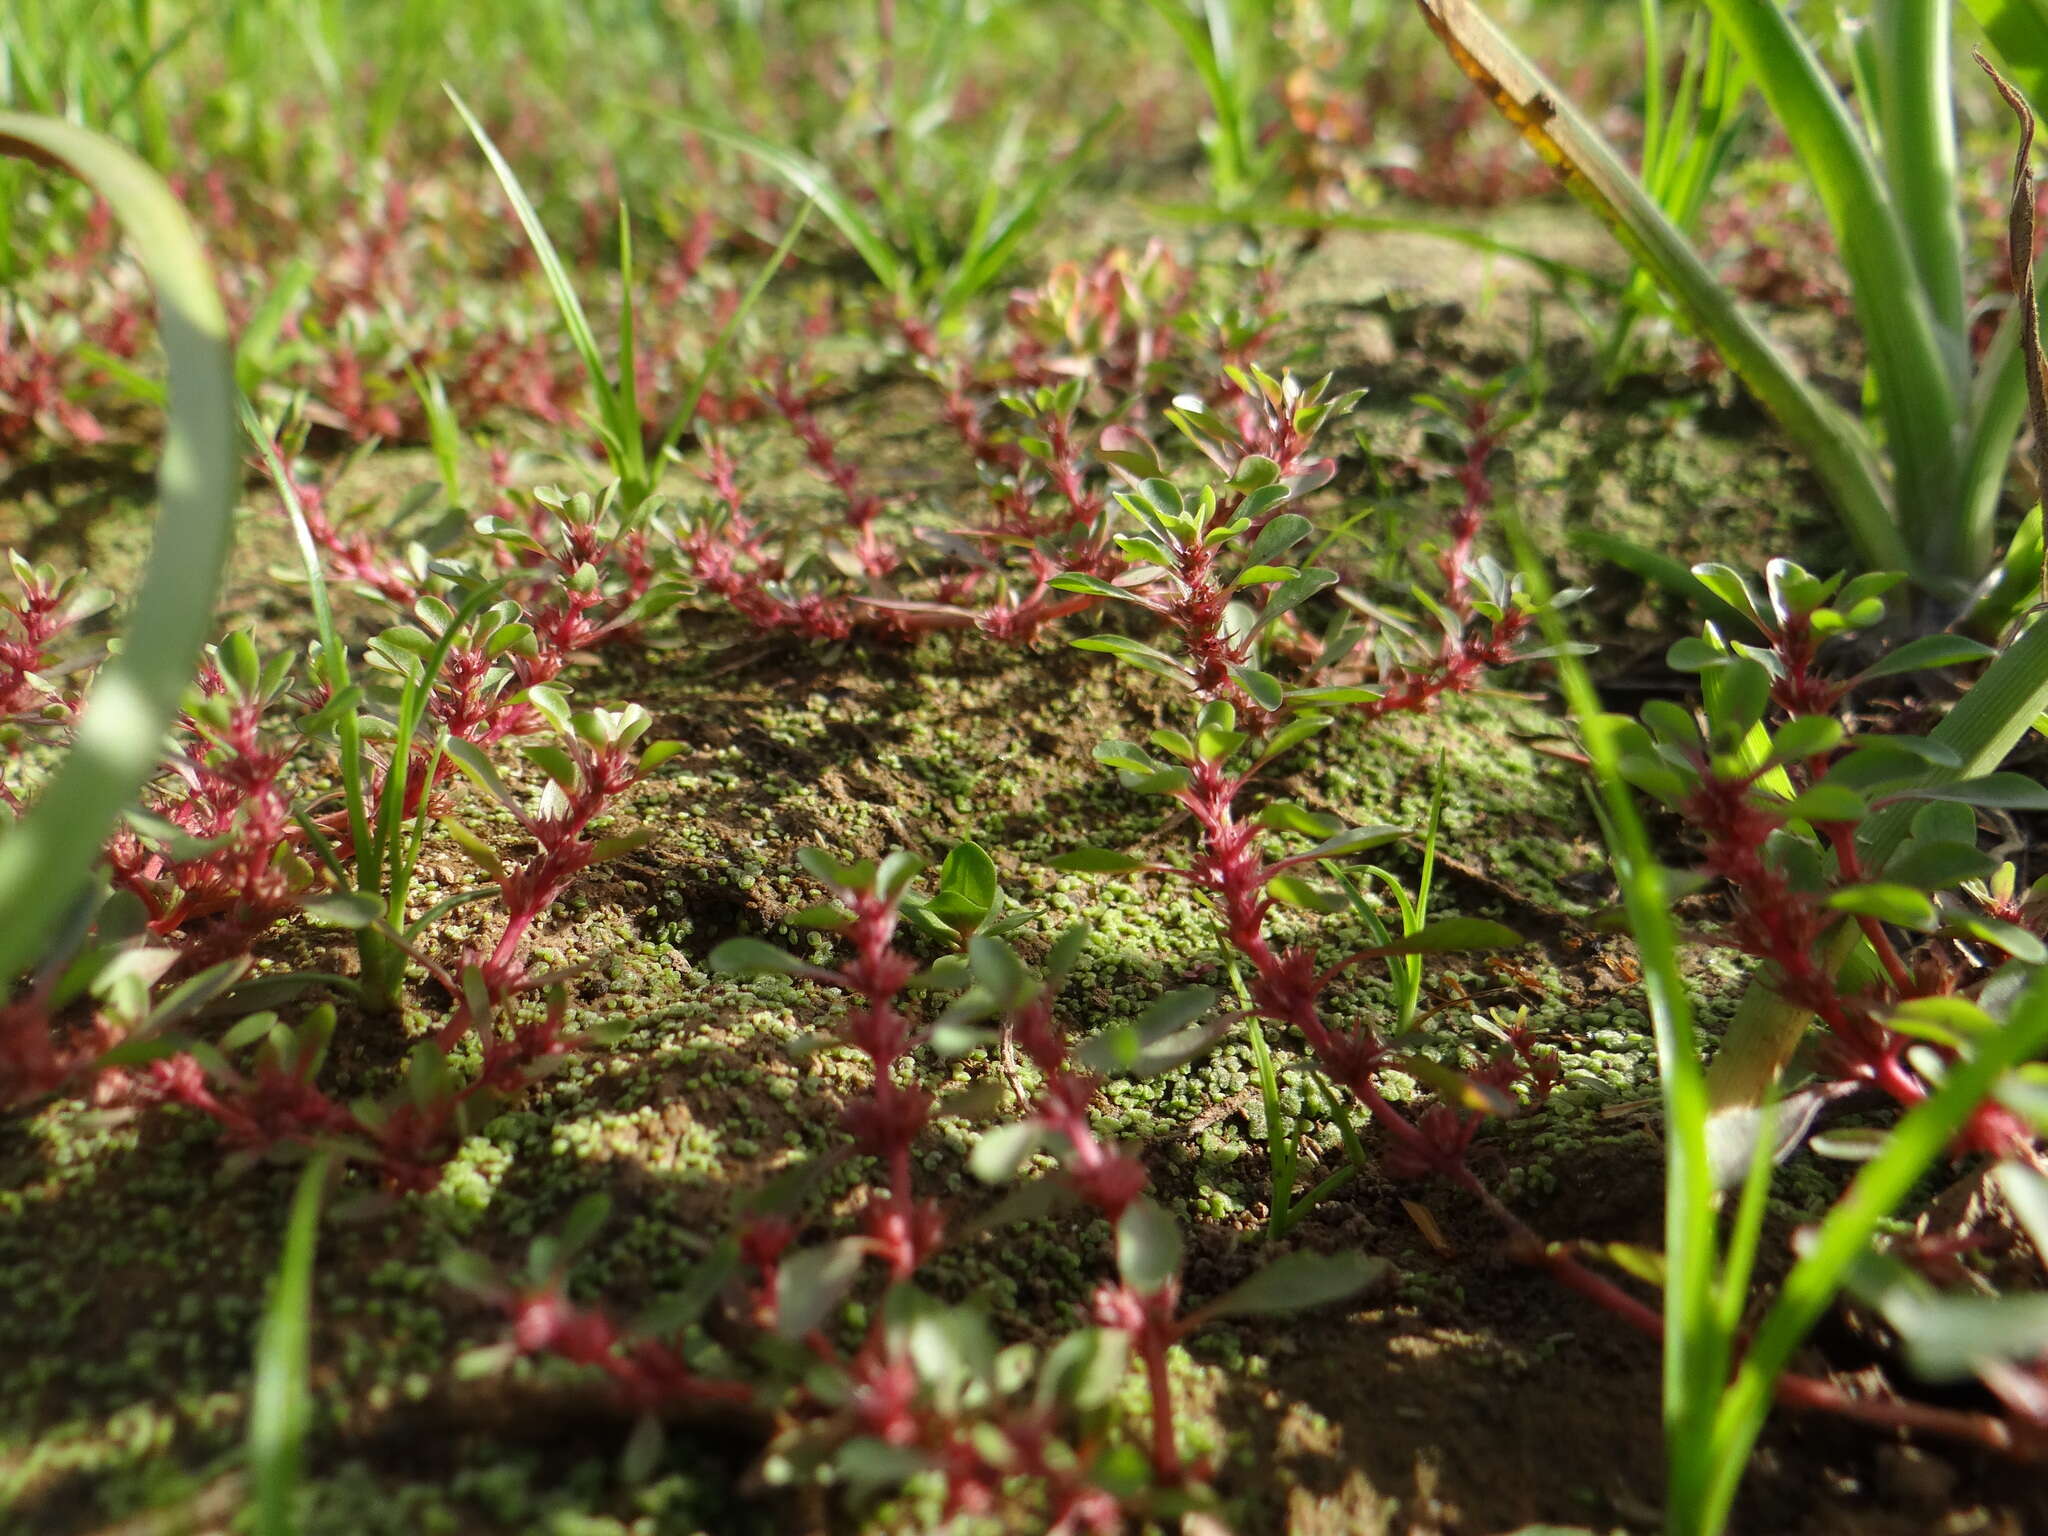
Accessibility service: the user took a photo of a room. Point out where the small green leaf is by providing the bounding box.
[1883,841,1998,891]
[1859,634,1996,681]
[1242,512,1313,569]
[1690,563,1761,624]
[1887,774,2048,811]
[709,938,816,976]
[1232,564,1299,586]
[1370,916,1523,955]
[1265,874,1349,912]
[1050,848,1148,874]
[935,841,998,920]
[1256,801,1339,837]
[1780,784,1867,824]
[1763,715,1844,767]
[773,1239,868,1339]
[1116,1196,1183,1292]
[1229,665,1284,710]
[1825,884,1937,928]
[1048,572,1128,600]
[1196,1250,1390,1321]
[970,1121,1049,1184]
[301,892,382,929]
[967,935,1030,1009]
[1938,915,2048,964]
[1666,636,1726,672]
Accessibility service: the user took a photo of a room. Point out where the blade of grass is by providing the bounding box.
[1696,0,1963,583]
[0,114,236,986]
[249,1147,333,1536]
[448,85,649,501]
[1872,0,1968,389]
[672,114,905,298]
[936,107,1118,317]
[1505,509,1724,1530]
[1411,0,1908,577]
[243,400,371,878]
[1703,973,2048,1526]
[652,197,813,464]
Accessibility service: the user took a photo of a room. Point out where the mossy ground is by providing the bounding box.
[4,203,2043,1536]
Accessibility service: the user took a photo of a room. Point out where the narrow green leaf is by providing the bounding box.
[1115,1196,1183,1293]
[1195,1251,1391,1321]
[0,115,236,986]
[249,1150,332,1536]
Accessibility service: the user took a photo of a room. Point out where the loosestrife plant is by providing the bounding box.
[450,847,1383,1530]
[1048,367,1575,1219]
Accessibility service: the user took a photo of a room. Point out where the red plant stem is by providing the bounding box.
[1440,396,1497,618]
[818,885,936,1279]
[767,375,896,579]
[1143,1324,1181,1479]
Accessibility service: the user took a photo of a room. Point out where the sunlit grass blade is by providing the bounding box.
[1697,0,1963,580]
[935,108,1118,317]
[1505,514,1722,1529]
[675,115,907,299]
[1871,0,1967,381]
[1143,0,1263,205]
[653,197,814,464]
[0,113,236,987]
[249,1148,333,1536]
[1701,976,2048,1526]
[448,84,650,502]
[1412,0,1908,576]
[243,400,371,876]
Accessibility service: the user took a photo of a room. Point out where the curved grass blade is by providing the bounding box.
[447,86,649,502]
[1412,0,1908,576]
[1504,512,1723,1530]
[0,113,236,987]
[249,1149,334,1536]
[1697,0,1962,582]
[653,197,814,464]
[672,114,906,298]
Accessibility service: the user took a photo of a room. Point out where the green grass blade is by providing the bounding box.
[1413,0,1908,577]
[1145,0,1253,202]
[0,114,236,986]
[1702,971,2048,1528]
[1639,0,1667,185]
[1872,0,1967,390]
[1507,512,1726,1529]
[249,1148,333,1536]
[243,402,372,883]
[674,114,905,298]
[1697,0,1962,584]
[448,86,646,496]
[937,108,1117,317]
[447,87,604,383]
[654,198,812,464]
